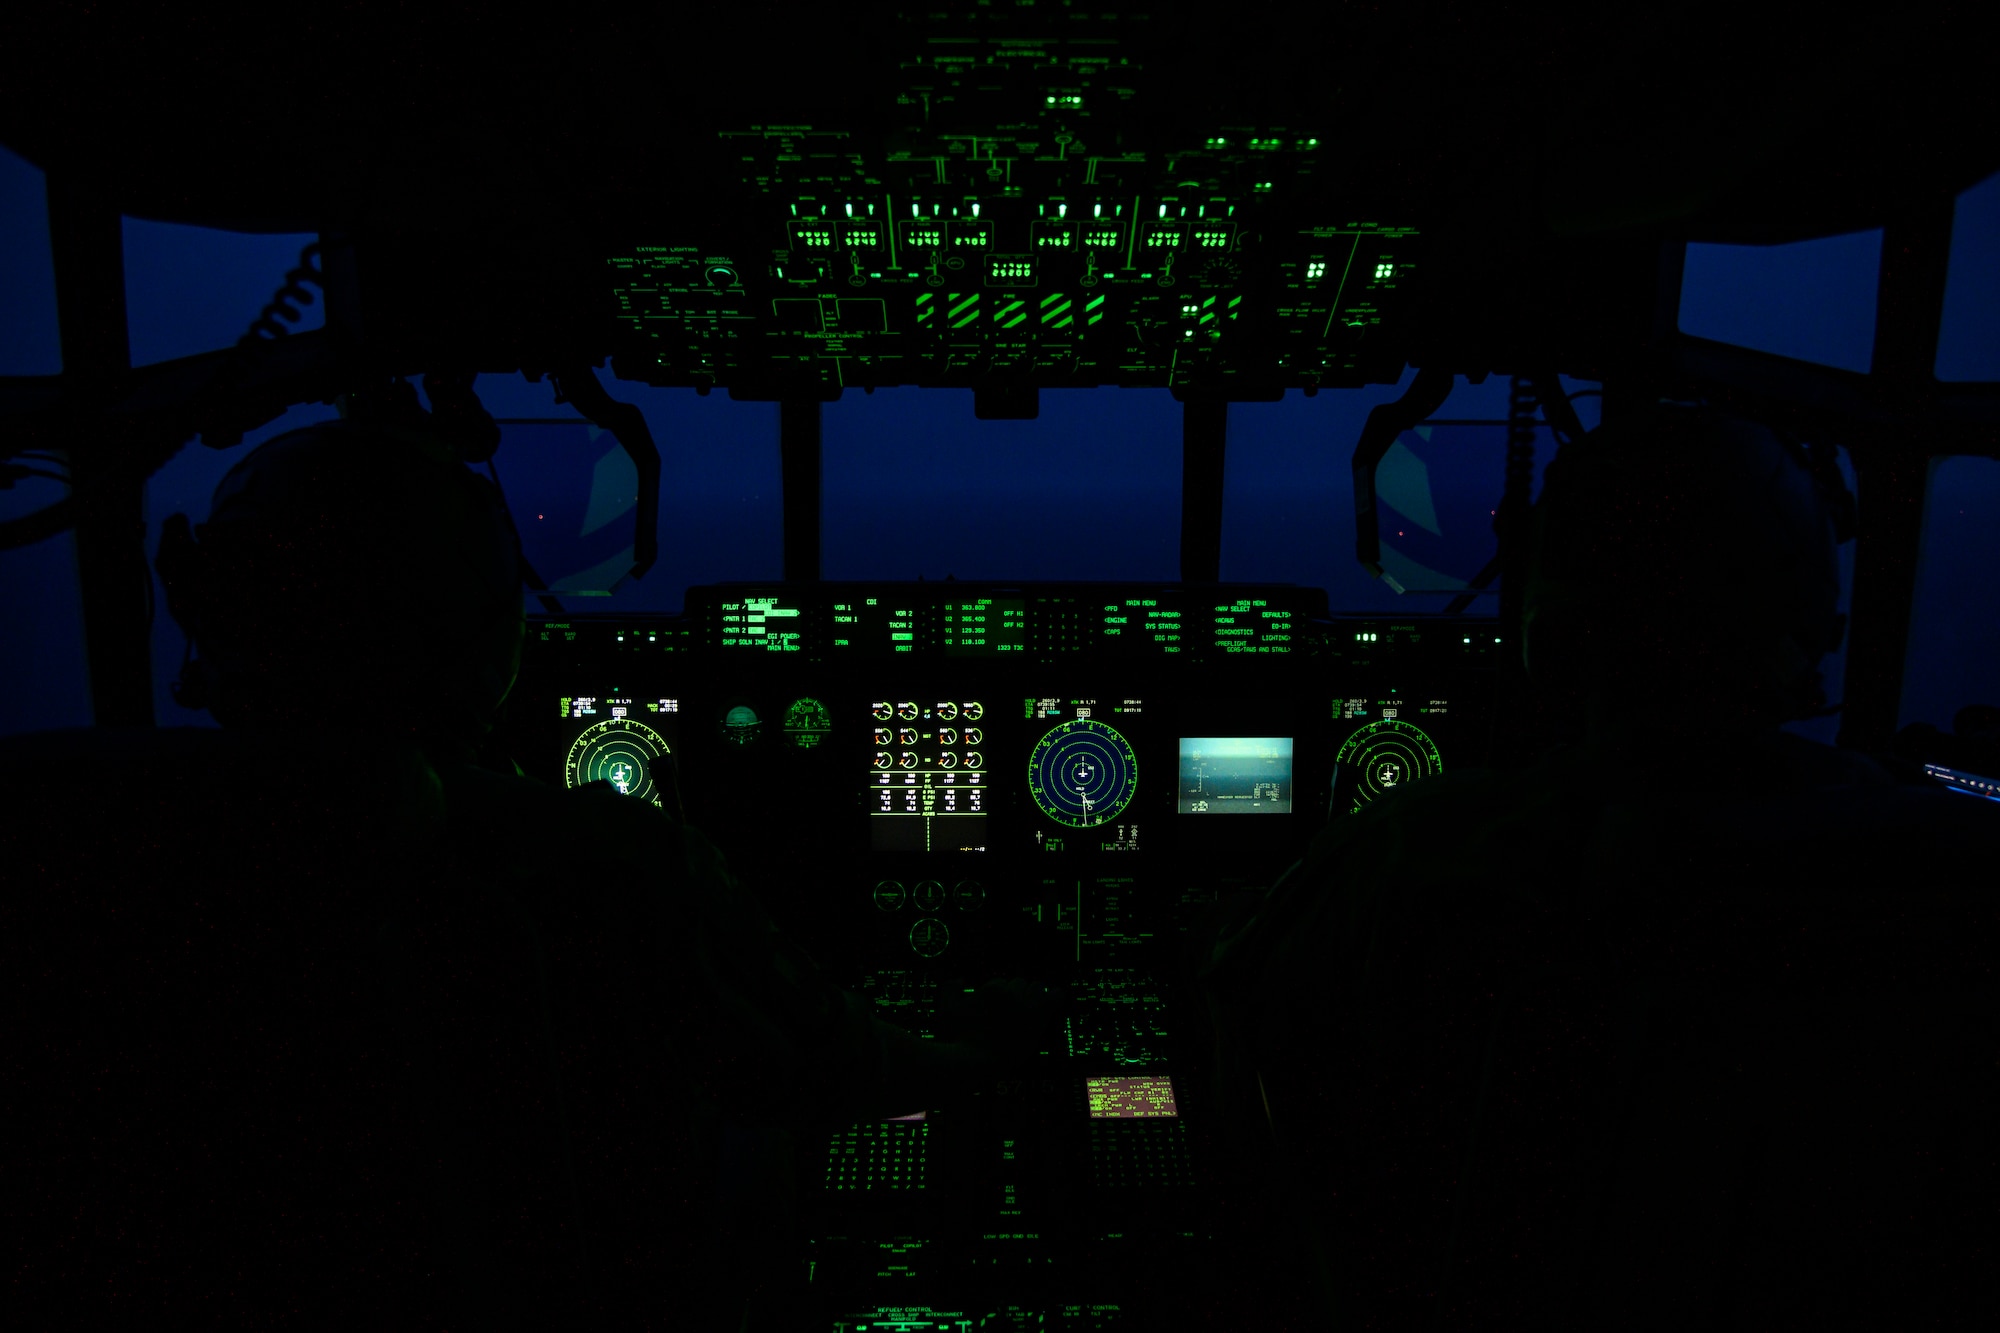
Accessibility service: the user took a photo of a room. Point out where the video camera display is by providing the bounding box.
[1178,737,1293,814]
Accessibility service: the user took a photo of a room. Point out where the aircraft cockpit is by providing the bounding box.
[5,5,1998,1328]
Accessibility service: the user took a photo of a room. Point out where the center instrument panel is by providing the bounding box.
[507,584,1500,1330]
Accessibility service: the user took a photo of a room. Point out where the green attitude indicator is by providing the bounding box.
[720,703,763,746]
[1335,718,1442,811]
[565,718,672,807]
[1028,718,1138,828]
[784,697,833,749]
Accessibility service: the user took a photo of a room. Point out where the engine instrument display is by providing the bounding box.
[1029,718,1139,828]
[869,699,988,852]
[1335,717,1443,811]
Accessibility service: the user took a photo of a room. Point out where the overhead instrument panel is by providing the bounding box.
[603,6,1417,398]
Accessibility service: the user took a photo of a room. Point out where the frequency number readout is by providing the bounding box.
[942,598,1026,656]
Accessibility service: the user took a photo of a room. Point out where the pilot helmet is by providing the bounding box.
[157,409,525,751]
[1522,403,1848,723]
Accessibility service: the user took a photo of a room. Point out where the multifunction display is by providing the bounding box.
[559,694,680,807]
[1086,1075,1179,1119]
[717,593,806,652]
[1027,697,1144,853]
[869,698,988,853]
[1178,737,1293,814]
[686,584,1331,663]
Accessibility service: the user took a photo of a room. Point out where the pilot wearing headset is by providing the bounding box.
[1198,404,1997,1326]
[155,382,1056,1322]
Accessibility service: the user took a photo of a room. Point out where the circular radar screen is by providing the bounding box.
[565,718,672,807]
[1336,718,1442,811]
[1028,719,1138,828]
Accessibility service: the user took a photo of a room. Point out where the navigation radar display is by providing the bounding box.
[1029,719,1138,827]
[1335,718,1442,811]
[565,717,673,807]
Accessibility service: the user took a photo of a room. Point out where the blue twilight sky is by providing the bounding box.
[2,139,1995,742]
